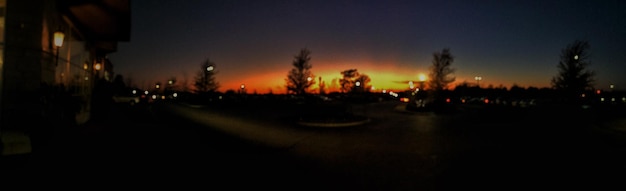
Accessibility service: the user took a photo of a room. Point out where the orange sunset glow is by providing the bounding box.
[215,59,433,94]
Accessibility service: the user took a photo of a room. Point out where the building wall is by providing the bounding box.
[1,0,129,156]
[2,0,49,132]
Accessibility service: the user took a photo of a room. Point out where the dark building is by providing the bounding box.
[0,0,130,155]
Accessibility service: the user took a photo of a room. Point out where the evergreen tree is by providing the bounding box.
[286,48,315,95]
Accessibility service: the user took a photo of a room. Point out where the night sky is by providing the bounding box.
[108,0,626,94]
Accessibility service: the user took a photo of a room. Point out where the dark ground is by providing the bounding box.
[1,99,625,190]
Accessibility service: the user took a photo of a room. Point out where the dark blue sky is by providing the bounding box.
[109,0,626,93]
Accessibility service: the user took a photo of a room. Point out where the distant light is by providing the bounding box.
[400,97,410,102]
[418,74,426,82]
[574,55,578,60]
[371,86,376,90]
[382,89,387,94]
[610,84,614,89]
[581,93,586,98]
[132,90,137,94]
[173,93,178,98]
[408,81,414,89]
[307,77,312,82]
[94,63,102,71]
[156,84,160,89]
[83,64,88,70]
[240,84,245,89]
[144,90,149,95]
[151,95,157,99]
[161,95,166,100]
[484,98,489,104]
[207,65,214,72]
[168,80,173,85]
[219,96,223,100]
[622,97,625,102]
[356,81,361,87]
[84,76,89,81]
[596,90,601,94]
[446,98,451,103]
[600,97,605,102]
[611,98,616,102]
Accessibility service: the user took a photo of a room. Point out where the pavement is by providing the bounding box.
[2,101,626,188]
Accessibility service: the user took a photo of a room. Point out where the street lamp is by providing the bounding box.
[207,65,214,72]
[94,63,102,71]
[474,76,482,87]
[240,84,245,94]
[418,73,427,90]
[53,31,65,66]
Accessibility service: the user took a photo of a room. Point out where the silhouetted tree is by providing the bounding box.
[340,69,359,93]
[428,48,456,92]
[551,40,595,100]
[194,58,220,94]
[339,69,372,94]
[285,48,315,95]
[353,74,372,93]
[413,48,456,111]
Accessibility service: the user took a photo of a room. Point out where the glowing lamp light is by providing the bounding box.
[207,65,214,72]
[54,31,65,47]
[94,63,102,71]
[356,81,361,87]
[307,77,312,82]
[596,90,601,94]
[418,74,426,82]
[132,90,137,95]
[144,90,149,95]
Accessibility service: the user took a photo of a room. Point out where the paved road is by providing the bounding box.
[3,100,625,190]
[157,100,626,190]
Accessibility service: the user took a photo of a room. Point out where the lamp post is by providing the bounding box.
[474,76,482,87]
[53,31,65,66]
